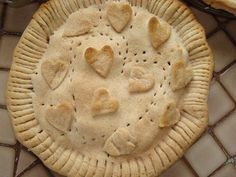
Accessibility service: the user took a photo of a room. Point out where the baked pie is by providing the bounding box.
[6,0,213,176]
[203,0,236,15]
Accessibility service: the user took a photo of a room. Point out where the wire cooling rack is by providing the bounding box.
[183,0,236,19]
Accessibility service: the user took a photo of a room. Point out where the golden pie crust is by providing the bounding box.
[6,0,214,176]
[203,0,236,15]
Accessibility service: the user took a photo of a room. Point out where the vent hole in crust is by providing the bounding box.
[143,51,146,54]
[130,25,133,29]
[143,59,147,62]
[101,135,106,138]
[168,61,171,66]
[153,61,157,64]
[92,138,96,141]
[126,123,130,127]
[139,116,143,120]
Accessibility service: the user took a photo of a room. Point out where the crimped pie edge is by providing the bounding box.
[6,0,214,176]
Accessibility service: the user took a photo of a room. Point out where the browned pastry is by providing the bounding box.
[6,0,213,177]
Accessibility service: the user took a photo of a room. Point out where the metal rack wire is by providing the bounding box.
[183,0,236,19]
[0,1,235,177]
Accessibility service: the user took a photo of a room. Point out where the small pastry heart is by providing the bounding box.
[63,13,91,37]
[148,16,171,49]
[91,88,119,116]
[84,45,114,77]
[41,59,69,90]
[103,127,137,156]
[45,102,74,132]
[171,59,193,91]
[159,100,180,128]
[129,66,155,93]
[107,3,132,32]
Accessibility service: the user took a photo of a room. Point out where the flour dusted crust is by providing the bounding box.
[6,0,213,176]
[203,0,236,15]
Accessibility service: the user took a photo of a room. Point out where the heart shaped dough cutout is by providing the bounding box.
[171,59,193,91]
[91,88,119,116]
[159,100,180,128]
[107,3,132,32]
[45,102,74,132]
[85,45,114,78]
[129,66,155,93]
[148,16,171,49]
[41,59,68,90]
[63,12,91,37]
[103,127,137,156]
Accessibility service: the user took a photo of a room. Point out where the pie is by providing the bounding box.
[203,0,236,15]
[6,0,214,176]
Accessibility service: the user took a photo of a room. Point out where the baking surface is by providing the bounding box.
[0,1,235,177]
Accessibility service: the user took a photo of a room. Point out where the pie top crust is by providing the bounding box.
[203,0,236,15]
[6,0,214,176]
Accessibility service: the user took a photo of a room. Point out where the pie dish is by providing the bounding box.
[6,0,213,176]
[203,0,236,15]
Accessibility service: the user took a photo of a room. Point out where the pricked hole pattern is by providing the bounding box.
[126,123,130,127]
[138,116,143,120]
[77,41,82,46]
[129,25,133,29]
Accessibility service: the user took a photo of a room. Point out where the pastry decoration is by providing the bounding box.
[85,45,114,77]
[129,66,155,93]
[159,100,180,127]
[91,88,119,116]
[45,102,74,132]
[63,13,91,37]
[107,3,132,32]
[103,127,137,156]
[41,59,69,90]
[148,16,171,49]
[171,59,193,91]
